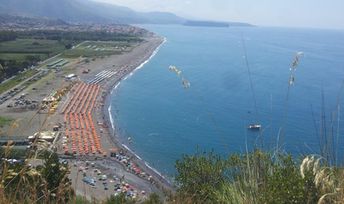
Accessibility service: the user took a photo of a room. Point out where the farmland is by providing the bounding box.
[0,39,65,55]
[0,38,67,82]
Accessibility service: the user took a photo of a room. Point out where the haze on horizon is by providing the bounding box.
[94,0,344,29]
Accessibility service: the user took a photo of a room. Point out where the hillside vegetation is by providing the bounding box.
[173,151,344,204]
[0,0,185,24]
[1,147,343,203]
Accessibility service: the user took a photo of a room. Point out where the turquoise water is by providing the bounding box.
[110,25,344,176]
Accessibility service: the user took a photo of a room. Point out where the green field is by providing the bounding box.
[0,39,65,54]
[0,116,12,127]
[0,38,66,87]
[0,69,38,94]
[0,53,48,62]
[0,38,66,67]
[62,41,133,58]
[62,49,121,58]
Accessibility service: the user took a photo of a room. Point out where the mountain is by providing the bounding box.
[0,0,185,24]
[0,0,252,26]
[0,0,105,22]
[0,14,69,27]
[76,1,185,24]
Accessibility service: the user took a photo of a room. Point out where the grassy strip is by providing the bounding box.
[0,116,12,127]
[0,69,38,94]
[0,38,65,54]
[62,49,122,58]
[0,53,48,62]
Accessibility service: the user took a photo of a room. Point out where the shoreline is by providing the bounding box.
[97,36,174,192]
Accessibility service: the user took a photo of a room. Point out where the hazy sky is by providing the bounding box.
[94,0,344,29]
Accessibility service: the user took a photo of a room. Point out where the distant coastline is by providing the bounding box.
[183,20,254,28]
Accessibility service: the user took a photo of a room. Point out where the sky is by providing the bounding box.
[94,0,344,29]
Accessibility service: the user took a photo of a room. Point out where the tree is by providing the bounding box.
[42,153,62,190]
[0,31,17,42]
[25,55,41,65]
[260,155,308,204]
[65,43,73,49]
[41,152,73,203]
[0,63,4,81]
[175,151,228,203]
[174,151,325,204]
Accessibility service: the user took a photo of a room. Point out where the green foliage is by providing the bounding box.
[0,39,65,54]
[1,157,74,203]
[62,49,120,58]
[41,152,73,203]
[103,194,135,204]
[174,150,325,204]
[0,116,13,127]
[0,31,17,42]
[0,69,38,94]
[212,182,249,204]
[0,38,65,82]
[42,152,63,190]
[175,151,228,203]
[15,30,142,43]
[0,147,28,158]
[75,195,92,204]
[65,43,73,49]
[259,155,306,203]
[2,164,45,202]
[142,193,163,204]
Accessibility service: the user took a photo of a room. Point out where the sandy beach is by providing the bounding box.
[61,35,174,199]
[91,35,174,196]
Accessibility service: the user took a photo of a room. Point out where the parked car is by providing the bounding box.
[82,177,96,186]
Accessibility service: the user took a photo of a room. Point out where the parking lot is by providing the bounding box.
[68,158,158,201]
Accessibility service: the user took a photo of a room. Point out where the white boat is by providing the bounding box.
[248,124,261,130]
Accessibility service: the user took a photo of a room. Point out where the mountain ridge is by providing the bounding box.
[0,0,185,24]
[0,0,253,26]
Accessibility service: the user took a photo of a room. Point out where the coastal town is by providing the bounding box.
[0,14,170,202]
[0,14,149,35]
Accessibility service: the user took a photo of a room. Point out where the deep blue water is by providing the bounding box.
[110,25,344,177]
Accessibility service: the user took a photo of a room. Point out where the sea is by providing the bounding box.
[109,25,344,177]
